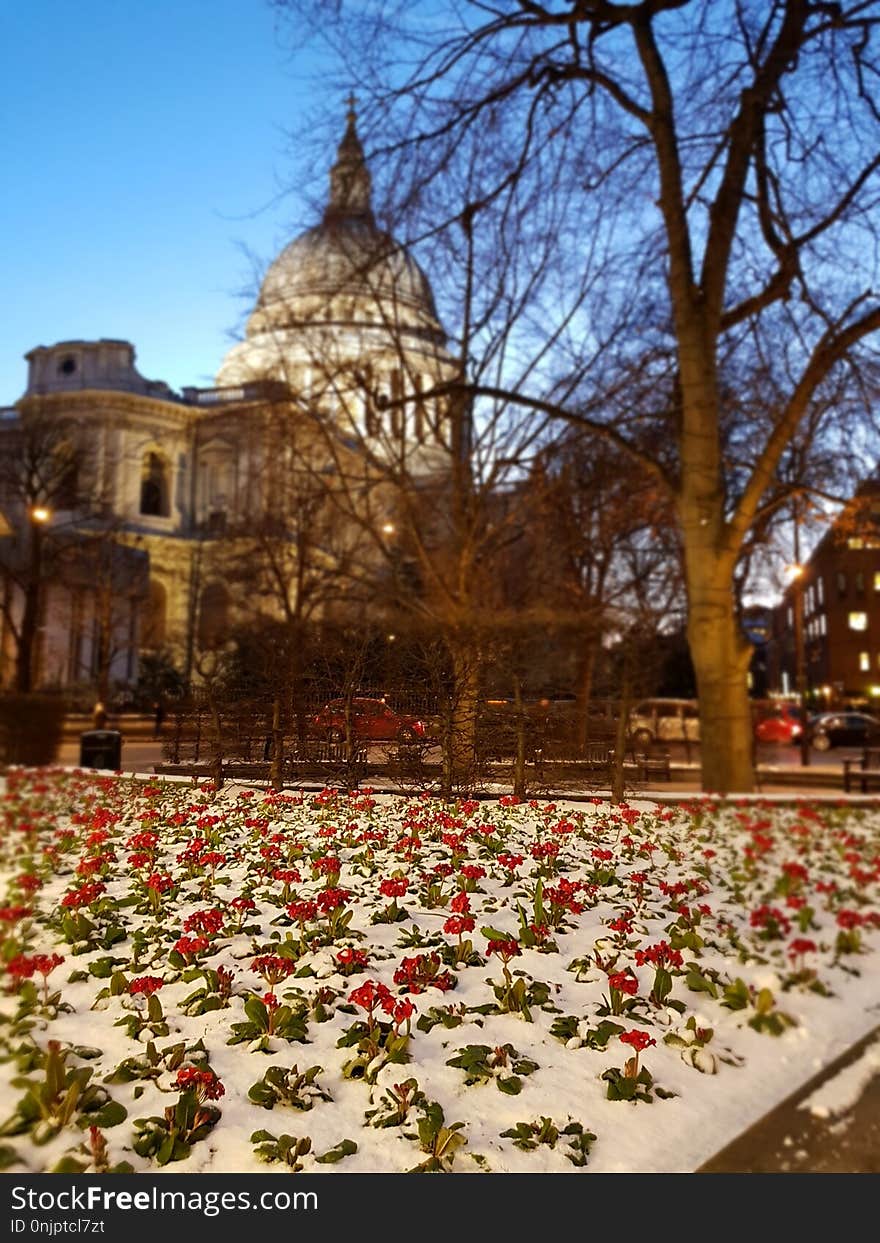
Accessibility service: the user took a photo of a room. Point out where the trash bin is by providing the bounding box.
[79,729,122,770]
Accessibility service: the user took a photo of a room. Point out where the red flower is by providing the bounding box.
[607,971,639,996]
[62,881,106,908]
[380,876,409,899]
[393,953,455,993]
[198,851,226,870]
[273,868,302,884]
[619,1029,656,1053]
[286,899,318,925]
[0,906,31,923]
[486,939,521,961]
[129,975,165,996]
[173,1067,224,1101]
[251,954,296,986]
[443,914,475,937]
[634,941,683,969]
[146,873,173,894]
[335,947,369,969]
[6,955,37,981]
[315,887,351,914]
[788,938,817,959]
[174,935,209,957]
[837,909,864,930]
[183,908,225,935]
[349,979,393,1015]
[449,891,471,914]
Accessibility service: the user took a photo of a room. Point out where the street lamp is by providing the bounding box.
[16,505,53,692]
[784,561,810,768]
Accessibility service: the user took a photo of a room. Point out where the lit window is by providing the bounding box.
[848,538,864,549]
[819,614,827,636]
[860,652,870,672]
[874,572,880,592]
[817,576,824,605]
[849,612,868,632]
[787,607,793,628]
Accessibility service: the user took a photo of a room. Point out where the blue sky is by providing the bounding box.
[0,1,337,401]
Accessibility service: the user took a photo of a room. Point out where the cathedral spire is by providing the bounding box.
[324,95,374,224]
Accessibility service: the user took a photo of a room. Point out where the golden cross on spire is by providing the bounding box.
[345,92,358,122]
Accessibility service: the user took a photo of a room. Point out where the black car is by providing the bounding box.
[808,712,880,751]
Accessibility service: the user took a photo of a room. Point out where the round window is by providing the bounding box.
[58,356,77,375]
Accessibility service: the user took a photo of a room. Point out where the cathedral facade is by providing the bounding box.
[0,111,452,696]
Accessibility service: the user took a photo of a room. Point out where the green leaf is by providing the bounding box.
[88,958,119,979]
[88,1100,127,1128]
[50,1156,87,1173]
[496,1075,522,1096]
[315,1138,358,1164]
[245,996,269,1030]
[652,967,673,1003]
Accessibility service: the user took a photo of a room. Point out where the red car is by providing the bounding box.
[754,703,803,744]
[311,698,427,744]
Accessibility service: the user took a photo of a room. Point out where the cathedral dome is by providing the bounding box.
[216,106,446,386]
[253,216,441,337]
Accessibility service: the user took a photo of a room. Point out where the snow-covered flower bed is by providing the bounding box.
[2,769,880,1174]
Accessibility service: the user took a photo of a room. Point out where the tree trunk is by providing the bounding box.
[270,693,284,791]
[686,571,754,794]
[14,582,38,693]
[442,640,480,794]
[611,662,631,805]
[678,334,755,795]
[575,639,598,750]
[512,677,527,799]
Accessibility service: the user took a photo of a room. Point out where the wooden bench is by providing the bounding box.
[843,748,880,793]
[631,747,672,783]
[286,741,368,766]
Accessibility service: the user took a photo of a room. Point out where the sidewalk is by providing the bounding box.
[699,1025,880,1173]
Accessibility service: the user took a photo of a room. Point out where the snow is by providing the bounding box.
[799,1037,880,1120]
[1,769,880,1174]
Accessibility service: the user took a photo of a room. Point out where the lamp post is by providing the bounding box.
[785,561,810,768]
[15,504,52,692]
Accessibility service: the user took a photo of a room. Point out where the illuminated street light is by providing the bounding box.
[30,506,51,524]
[785,545,809,767]
[381,522,395,536]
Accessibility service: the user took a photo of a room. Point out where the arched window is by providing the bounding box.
[140,452,170,517]
[142,580,167,649]
[197,582,229,650]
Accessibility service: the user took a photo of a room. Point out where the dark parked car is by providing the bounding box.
[807,712,880,752]
[310,698,427,744]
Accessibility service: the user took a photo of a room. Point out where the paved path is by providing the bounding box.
[699,1026,880,1173]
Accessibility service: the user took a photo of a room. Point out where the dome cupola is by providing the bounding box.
[216,104,447,387]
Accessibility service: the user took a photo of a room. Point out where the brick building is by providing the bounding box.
[768,480,880,707]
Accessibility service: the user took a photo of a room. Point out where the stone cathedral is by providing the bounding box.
[0,109,452,694]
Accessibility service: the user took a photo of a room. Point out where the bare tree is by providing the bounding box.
[275,0,880,792]
[0,414,83,691]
